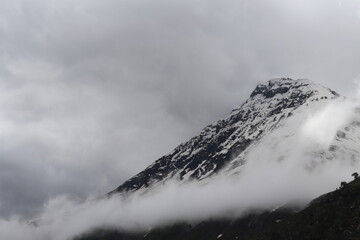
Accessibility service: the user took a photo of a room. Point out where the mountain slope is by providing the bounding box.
[110,78,340,194]
[76,78,360,240]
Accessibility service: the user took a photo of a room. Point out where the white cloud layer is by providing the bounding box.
[301,99,355,148]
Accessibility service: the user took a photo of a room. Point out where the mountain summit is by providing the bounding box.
[111,78,348,195]
[77,78,360,240]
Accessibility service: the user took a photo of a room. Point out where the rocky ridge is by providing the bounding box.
[111,78,341,194]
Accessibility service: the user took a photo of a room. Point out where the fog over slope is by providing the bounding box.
[0,81,360,240]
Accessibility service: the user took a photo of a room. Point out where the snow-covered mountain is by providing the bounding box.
[110,78,360,195]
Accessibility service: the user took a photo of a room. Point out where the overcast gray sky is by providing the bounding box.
[0,0,360,218]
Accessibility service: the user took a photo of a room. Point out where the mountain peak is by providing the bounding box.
[250,78,336,99]
[111,79,341,194]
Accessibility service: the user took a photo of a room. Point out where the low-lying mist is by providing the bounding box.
[1,95,360,240]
